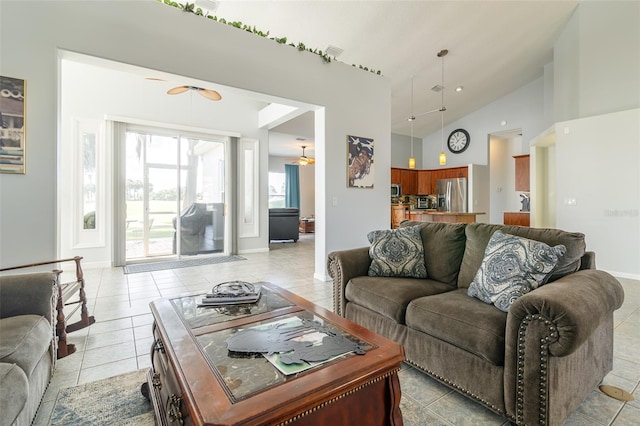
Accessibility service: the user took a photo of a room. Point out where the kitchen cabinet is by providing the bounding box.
[504,212,530,227]
[417,171,432,195]
[391,168,401,185]
[443,167,468,179]
[391,166,468,195]
[400,170,417,195]
[514,155,530,192]
[391,205,409,228]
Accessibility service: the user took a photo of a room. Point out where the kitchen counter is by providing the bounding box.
[409,211,486,224]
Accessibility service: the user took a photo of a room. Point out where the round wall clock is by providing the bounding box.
[447,129,470,154]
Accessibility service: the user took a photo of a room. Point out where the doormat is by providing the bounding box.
[49,369,153,425]
[123,255,246,274]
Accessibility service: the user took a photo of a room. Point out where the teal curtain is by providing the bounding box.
[285,164,300,209]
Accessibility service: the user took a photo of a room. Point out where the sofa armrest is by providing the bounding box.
[327,247,371,316]
[507,269,623,358]
[0,272,58,324]
[502,269,623,424]
[579,251,596,270]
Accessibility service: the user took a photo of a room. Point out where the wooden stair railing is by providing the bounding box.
[0,256,96,358]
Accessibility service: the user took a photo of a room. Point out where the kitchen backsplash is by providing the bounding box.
[391,195,418,206]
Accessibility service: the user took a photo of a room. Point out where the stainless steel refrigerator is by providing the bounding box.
[437,178,468,212]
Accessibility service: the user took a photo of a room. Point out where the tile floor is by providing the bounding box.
[34,234,640,425]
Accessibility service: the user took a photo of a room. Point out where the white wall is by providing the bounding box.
[554,1,640,122]
[0,1,390,280]
[468,164,490,224]
[550,0,640,278]
[555,109,640,278]
[390,132,422,169]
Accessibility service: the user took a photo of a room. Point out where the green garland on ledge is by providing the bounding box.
[159,0,382,75]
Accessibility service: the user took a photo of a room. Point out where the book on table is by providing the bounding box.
[199,281,261,306]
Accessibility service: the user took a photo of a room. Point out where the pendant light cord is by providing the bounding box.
[441,53,445,153]
[410,76,414,157]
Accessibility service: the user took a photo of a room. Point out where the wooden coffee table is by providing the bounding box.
[145,282,405,425]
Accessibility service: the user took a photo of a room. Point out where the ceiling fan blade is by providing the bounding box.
[167,86,190,95]
[198,88,222,101]
[307,157,316,164]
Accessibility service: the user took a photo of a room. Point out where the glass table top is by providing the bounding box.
[195,310,371,402]
[170,285,294,329]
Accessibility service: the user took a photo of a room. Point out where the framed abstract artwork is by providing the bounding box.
[0,76,26,174]
[347,135,374,188]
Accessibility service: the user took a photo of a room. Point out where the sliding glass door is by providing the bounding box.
[124,128,226,262]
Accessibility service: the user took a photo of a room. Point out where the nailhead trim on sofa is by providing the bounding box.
[515,314,558,425]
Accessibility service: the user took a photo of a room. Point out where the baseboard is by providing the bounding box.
[605,270,640,281]
[314,272,331,282]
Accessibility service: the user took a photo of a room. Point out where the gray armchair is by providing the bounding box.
[0,272,57,426]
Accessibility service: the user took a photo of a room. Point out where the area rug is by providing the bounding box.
[49,369,153,425]
[123,255,246,274]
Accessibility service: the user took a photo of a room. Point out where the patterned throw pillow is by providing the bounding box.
[367,225,427,278]
[468,230,566,312]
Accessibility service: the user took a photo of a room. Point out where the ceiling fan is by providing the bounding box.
[167,85,222,101]
[295,145,315,166]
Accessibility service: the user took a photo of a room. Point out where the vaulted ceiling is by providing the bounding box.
[205,0,579,158]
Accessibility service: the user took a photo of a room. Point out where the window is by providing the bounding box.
[269,172,285,208]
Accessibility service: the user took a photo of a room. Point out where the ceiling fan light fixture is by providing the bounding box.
[297,145,314,166]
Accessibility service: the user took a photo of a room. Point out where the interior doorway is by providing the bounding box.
[124,126,227,262]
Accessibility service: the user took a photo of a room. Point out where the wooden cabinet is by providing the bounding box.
[391,168,401,185]
[391,166,468,195]
[400,170,417,195]
[504,212,530,227]
[514,155,530,192]
[391,168,417,194]
[391,205,408,228]
[417,171,432,195]
[443,167,468,179]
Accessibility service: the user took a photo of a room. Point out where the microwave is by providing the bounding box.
[417,196,429,209]
[391,184,401,197]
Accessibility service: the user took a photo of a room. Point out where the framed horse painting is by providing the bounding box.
[347,135,374,188]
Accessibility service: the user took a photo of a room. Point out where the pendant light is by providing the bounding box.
[408,76,416,169]
[438,49,448,166]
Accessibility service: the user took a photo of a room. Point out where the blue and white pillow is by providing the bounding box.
[367,225,427,278]
[468,230,566,312]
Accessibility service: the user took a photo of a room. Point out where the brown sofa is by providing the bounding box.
[327,221,624,426]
